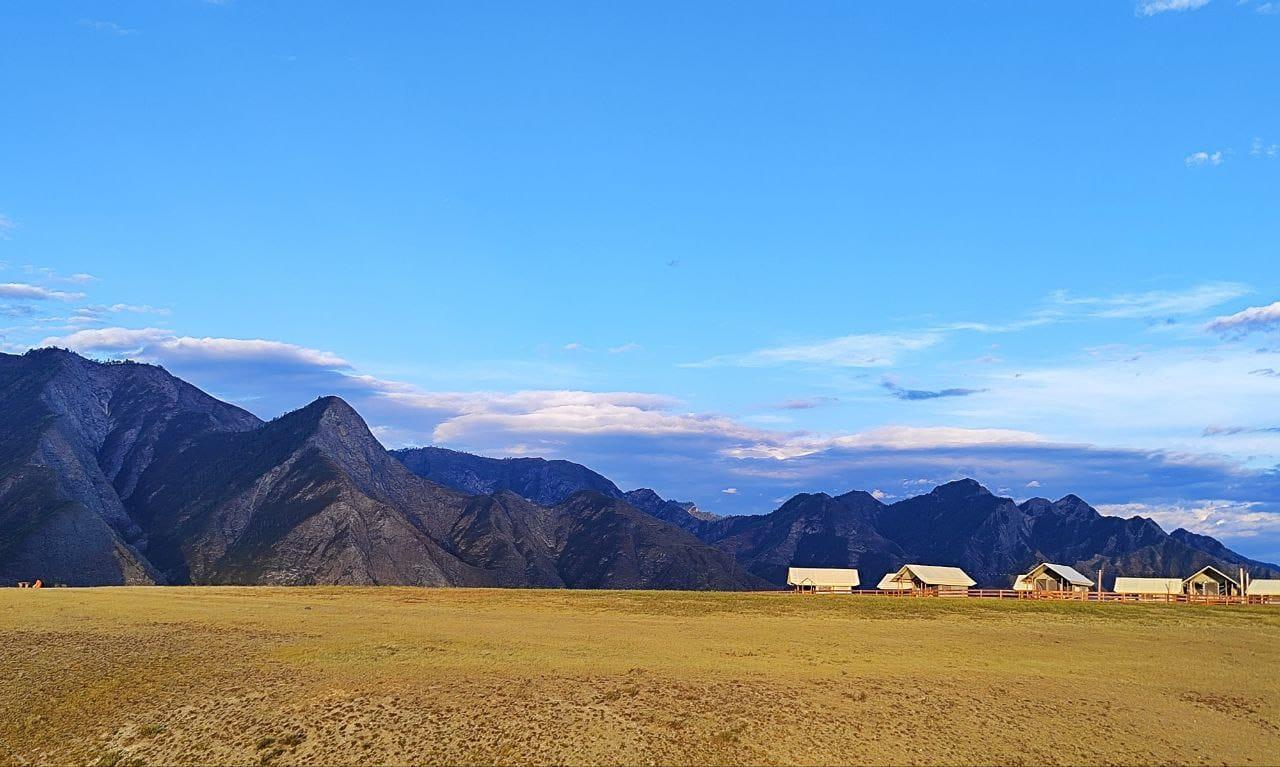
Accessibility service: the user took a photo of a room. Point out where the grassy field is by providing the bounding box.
[0,588,1277,766]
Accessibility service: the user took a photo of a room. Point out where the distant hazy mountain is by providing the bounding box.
[0,350,764,590]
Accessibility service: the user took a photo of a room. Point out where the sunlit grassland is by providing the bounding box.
[2,588,1277,766]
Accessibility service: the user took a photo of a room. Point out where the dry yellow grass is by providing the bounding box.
[0,587,1277,766]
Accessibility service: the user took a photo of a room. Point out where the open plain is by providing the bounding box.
[1,588,1277,766]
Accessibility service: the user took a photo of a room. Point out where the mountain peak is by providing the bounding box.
[930,478,991,498]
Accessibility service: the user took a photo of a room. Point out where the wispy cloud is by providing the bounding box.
[23,266,97,284]
[1185,150,1224,167]
[608,342,642,354]
[0,283,85,301]
[689,283,1245,370]
[1138,0,1211,15]
[80,19,137,36]
[773,396,839,410]
[1202,425,1280,436]
[0,215,14,240]
[1251,137,1280,157]
[881,377,985,401]
[687,331,942,369]
[1048,282,1248,320]
[1206,300,1280,336]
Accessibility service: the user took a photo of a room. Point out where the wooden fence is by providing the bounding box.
[792,587,1279,605]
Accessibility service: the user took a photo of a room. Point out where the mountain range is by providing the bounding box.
[2,348,1276,589]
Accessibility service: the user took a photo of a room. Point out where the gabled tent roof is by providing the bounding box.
[1182,565,1239,586]
[787,567,860,588]
[891,564,976,587]
[1012,573,1031,591]
[1113,577,1182,595]
[1026,562,1094,587]
[1247,579,1280,595]
[877,573,912,590]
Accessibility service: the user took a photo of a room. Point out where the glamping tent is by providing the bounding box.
[1246,579,1280,603]
[1013,563,1094,593]
[1112,577,1183,600]
[883,564,975,596]
[876,573,912,591]
[786,567,860,593]
[1182,566,1240,597]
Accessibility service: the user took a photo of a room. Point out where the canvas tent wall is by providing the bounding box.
[1113,577,1182,600]
[1246,579,1280,603]
[885,564,975,596]
[1017,563,1093,593]
[1182,566,1240,597]
[787,567,860,593]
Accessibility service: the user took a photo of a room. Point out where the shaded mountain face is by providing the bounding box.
[622,488,721,534]
[0,349,261,585]
[700,491,904,585]
[391,447,721,534]
[127,396,490,586]
[1,351,762,590]
[392,446,626,506]
[705,480,1280,588]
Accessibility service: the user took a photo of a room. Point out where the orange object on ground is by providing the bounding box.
[31,579,42,589]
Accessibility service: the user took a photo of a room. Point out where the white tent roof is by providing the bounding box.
[877,573,912,590]
[891,564,976,587]
[1113,577,1182,594]
[1246,579,1280,595]
[787,567,859,588]
[1183,565,1238,586]
[1028,562,1094,587]
[1012,573,1031,591]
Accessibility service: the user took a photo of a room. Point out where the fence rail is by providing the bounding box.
[790,587,1279,605]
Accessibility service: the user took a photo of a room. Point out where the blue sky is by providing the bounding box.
[3,1,1280,561]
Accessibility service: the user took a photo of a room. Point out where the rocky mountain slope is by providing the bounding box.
[0,349,261,585]
[0,350,763,589]
[391,446,626,506]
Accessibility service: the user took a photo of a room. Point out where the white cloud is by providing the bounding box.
[1185,150,1224,167]
[40,327,350,368]
[1206,301,1280,335]
[609,342,642,354]
[870,489,890,501]
[1138,0,1211,15]
[562,342,585,351]
[0,215,14,239]
[0,283,86,301]
[1026,480,1042,488]
[688,331,941,369]
[1097,500,1280,539]
[723,426,1047,461]
[721,487,739,495]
